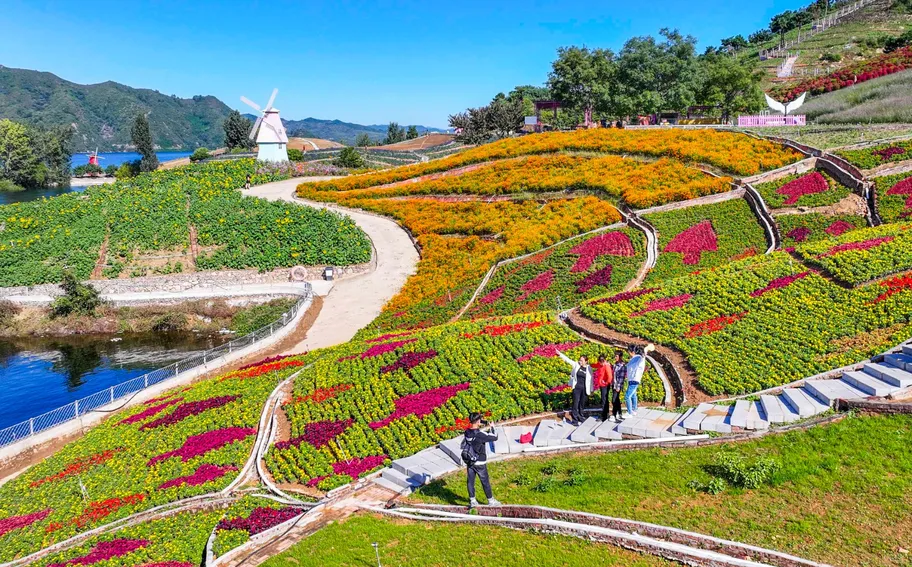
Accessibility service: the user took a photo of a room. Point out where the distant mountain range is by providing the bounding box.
[0,65,444,150]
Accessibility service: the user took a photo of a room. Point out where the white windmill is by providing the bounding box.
[241,88,289,162]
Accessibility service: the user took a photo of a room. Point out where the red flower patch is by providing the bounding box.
[462,320,548,339]
[0,509,52,537]
[568,231,635,272]
[119,398,183,426]
[825,220,855,237]
[821,236,894,257]
[516,270,554,301]
[69,494,146,529]
[868,273,912,305]
[276,419,353,449]
[730,248,757,262]
[147,427,256,466]
[786,227,812,243]
[664,221,718,265]
[874,147,907,161]
[750,272,810,297]
[139,395,239,431]
[381,350,438,374]
[685,312,747,338]
[887,177,912,212]
[436,417,471,434]
[31,450,122,488]
[368,384,470,429]
[353,339,418,360]
[222,359,304,381]
[520,249,554,266]
[776,172,829,205]
[574,264,613,293]
[479,286,506,305]
[217,507,302,535]
[48,539,149,567]
[544,384,572,394]
[590,287,659,305]
[630,294,693,317]
[158,464,238,490]
[238,354,297,371]
[365,331,415,344]
[332,455,388,479]
[295,384,352,404]
[517,341,584,362]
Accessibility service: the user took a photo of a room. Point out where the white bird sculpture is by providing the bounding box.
[764,92,807,116]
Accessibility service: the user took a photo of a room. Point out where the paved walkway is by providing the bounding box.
[243,177,419,353]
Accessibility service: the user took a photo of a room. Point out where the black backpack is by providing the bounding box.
[460,435,479,466]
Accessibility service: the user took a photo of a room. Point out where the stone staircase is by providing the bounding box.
[372,344,912,493]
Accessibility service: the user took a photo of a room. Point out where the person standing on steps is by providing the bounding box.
[624,344,653,417]
[595,354,614,421]
[462,412,501,508]
[610,350,627,422]
[555,349,593,425]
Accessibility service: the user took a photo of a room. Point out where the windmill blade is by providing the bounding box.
[249,114,263,140]
[240,96,262,113]
[265,88,278,111]
[764,93,787,115]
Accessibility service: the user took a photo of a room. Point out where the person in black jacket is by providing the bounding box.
[464,412,501,508]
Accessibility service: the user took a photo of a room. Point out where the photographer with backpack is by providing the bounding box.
[462,412,502,508]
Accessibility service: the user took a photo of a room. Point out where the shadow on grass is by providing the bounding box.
[415,479,465,505]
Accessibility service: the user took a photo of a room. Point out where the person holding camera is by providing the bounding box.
[555,349,593,425]
[461,412,501,508]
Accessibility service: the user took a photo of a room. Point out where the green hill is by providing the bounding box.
[0,65,232,151]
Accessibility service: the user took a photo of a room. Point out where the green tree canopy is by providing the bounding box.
[223,110,254,150]
[547,46,615,124]
[354,132,374,147]
[384,122,406,145]
[615,28,700,117]
[406,125,419,139]
[0,119,72,189]
[131,113,159,172]
[697,52,764,121]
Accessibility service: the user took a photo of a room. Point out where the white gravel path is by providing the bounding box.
[243,177,418,353]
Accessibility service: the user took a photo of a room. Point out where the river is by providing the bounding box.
[0,151,193,206]
[0,332,230,430]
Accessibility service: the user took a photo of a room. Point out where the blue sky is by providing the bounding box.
[0,0,806,127]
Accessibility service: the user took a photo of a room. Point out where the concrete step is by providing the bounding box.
[761,395,799,423]
[381,467,423,489]
[700,405,734,433]
[672,408,696,434]
[639,410,684,438]
[680,403,713,431]
[804,379,867,406]
[439,437,464,466]
[902,344,912,356]
[490,426,510,455]
[502,425,536,453]
[863,363,912,388]
[532,420,558,447]
[372,475,412,494]
[842,371,895,397]
[570,417,600,443]
[419,448,461,473]
[592,419,622,440]
[729,400,769,430]
[546,421,576,446]
[884,353,912,372]
[391,456,438,481]
[745,401,770,430]
[781,388,826,418]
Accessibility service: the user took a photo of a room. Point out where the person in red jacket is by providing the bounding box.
[594,355,614,421]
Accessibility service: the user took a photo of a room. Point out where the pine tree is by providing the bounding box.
[131,114,159,172]
[223,110,254,149]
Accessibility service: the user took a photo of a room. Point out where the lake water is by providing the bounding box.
[0,332,230,430]
[0,151,194,206]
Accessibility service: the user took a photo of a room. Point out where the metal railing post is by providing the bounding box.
[29,418,34,435]
[110,387,115,403]
[74,400,79,417]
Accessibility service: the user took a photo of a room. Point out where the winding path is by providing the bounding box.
[243,178,419,353]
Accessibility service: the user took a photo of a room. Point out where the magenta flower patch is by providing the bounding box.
[147,427,256,466]
[275,419,353,449]
[359,339,418,359]
[135,563,193,567]
[381,350,438,374]
[786,227,812,243]
[591,287,659,305]
[517,341,584,362]
[776,172,829,205]
[887,177,912,211]
[331,454,388,479]
[664,220,718,265]
[568,231,635,272]
[157,463,238,490]
[0,509,51,537]
[118,398,183,426]
[365,331,414,344]
[873,146,907,161]
[369,383,470,429]
[139,395,239,431]
[825,220,855,237]
[750,272,810,297]
[48,539,149,567]
[574,264,613,293]
[516,270,554,302]
[630,294,693,317]
[822,236,894,257]
[479,286,506,305]
[217,507,302,535]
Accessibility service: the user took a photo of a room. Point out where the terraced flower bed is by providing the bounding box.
[299,155,733,209]
[580,247,912,395]
[873,172,912,223]
[796,222,912,285]
[753,170,852,209]
[642,198,768,284]
[836,139,912,170]
[211,497,305,558]
[0,355,306,562]
[267,314,662,490]
[466,227,647,319]
[775,213,867,247]
[296,129,801,193]
[0,160,371,286]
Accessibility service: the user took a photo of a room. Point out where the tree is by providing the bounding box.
[488,94,524,138]
[547,46,616,125]
[223,110,254,150]
[131,114,159,172]
[508,85,551,116]
[50,271,103,318]
[697,53,764,122]
[749,29,775,44]
[189,147,210,162]
[614,29,700,117]
[31,124,73,186]
[406,125,419,139]
[0,119,40,189]
[720,35,749,53]
[334,146,365,168]
[354,133,374,147]
[384,122,406,145]
[449,106,493,145]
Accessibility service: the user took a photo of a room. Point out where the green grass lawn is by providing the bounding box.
[735,123,912,150]
[260,513,677,567]
[414,414,912,567]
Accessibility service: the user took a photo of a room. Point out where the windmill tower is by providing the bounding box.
[241,88,289,162]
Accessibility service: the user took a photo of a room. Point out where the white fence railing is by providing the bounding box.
[0,287,311,449]
[759,0,876,60]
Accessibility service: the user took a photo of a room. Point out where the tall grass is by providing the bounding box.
[802,68,912,123]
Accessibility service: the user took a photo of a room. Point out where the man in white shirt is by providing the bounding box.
[624,344,653,417]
